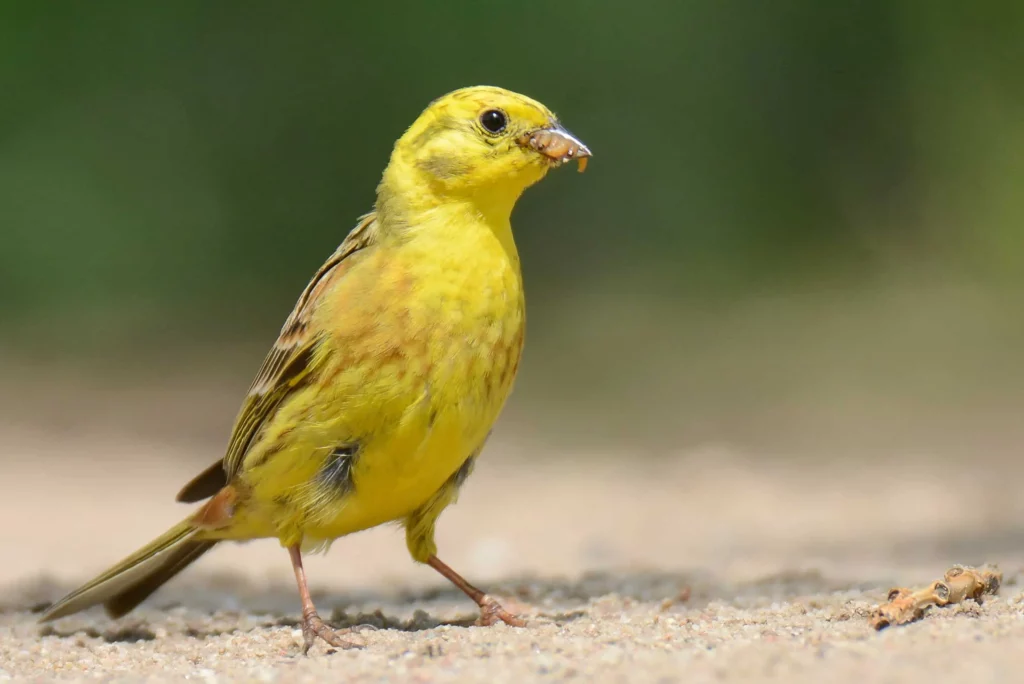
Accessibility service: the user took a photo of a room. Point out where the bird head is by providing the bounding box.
[382,86,591,213]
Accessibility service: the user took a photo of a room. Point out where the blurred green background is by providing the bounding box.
[2,1,1023,459]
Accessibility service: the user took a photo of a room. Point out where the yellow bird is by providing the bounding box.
[41,86,591,652]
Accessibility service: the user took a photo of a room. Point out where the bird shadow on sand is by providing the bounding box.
[7,566,895,643]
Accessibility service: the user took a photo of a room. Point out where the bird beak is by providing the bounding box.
[517,123,592,172]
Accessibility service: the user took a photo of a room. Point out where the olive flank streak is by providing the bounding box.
[417,154,474,179]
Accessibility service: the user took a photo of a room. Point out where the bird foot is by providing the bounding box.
[475,595,526,627]
[301,611,364,654]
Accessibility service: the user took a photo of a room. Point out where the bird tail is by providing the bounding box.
[39,519,217,622]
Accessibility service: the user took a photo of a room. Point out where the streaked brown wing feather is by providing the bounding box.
[176,212,378,503]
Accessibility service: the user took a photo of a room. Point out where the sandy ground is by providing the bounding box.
[4,423,1024,682]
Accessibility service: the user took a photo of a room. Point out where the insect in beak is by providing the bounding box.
[518,123,592,172]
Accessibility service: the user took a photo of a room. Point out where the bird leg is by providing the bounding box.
[426,554,525,627]
[288,545,362,653]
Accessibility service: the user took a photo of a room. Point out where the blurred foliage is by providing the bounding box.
[1,0,1022,349]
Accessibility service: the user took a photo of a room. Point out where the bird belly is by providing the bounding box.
[231,235,524,549]
[302,409,482,542]
[302,309,524,544]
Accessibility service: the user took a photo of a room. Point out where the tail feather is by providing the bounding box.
[103,539,216,618]
[40,520,217,622]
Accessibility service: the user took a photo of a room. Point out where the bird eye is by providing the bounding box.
[479,109,507,135]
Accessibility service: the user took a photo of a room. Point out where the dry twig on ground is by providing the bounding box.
[869,565,1002,630]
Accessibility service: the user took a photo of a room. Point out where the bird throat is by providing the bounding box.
[376,163,522,267]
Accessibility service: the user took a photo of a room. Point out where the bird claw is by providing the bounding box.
[300,612,364,654]
[475,595,526,627]
[351,623,379,632]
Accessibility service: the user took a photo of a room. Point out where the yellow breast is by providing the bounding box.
[245,214,524,544]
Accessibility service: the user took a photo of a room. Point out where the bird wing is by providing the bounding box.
[175,212,379,503]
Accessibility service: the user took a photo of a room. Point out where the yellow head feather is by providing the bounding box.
[377,86,590,223]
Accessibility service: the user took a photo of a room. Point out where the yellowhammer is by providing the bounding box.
[41,86,591,652]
